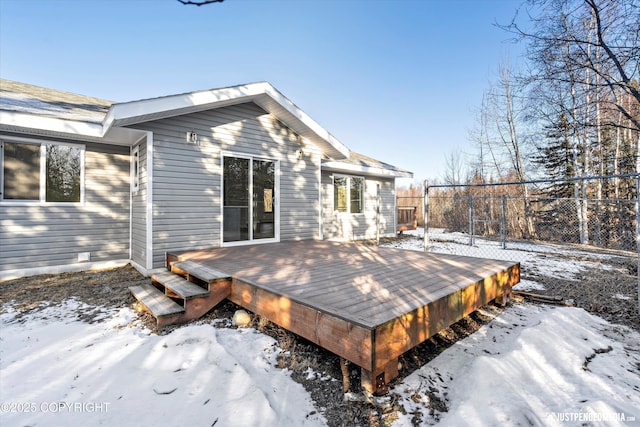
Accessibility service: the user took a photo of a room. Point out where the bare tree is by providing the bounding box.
[443,150,467,187]
[177,0,224,6]
[481,60,537,238]
[502,0,639,132]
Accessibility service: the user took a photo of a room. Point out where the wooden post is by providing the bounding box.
[361,358,399,396]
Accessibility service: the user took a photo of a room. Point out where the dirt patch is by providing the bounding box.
[0,265,147,322]
[522,255,639,331]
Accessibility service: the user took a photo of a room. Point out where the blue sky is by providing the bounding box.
[0,0,525,185]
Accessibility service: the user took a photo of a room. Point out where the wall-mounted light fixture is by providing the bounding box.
[186,131,199,144]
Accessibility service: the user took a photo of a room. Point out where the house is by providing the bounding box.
[0,79,412,280]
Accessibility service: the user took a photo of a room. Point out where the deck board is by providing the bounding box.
[171,241,518,329]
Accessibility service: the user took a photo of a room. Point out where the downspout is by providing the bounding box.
[146,131,154,272]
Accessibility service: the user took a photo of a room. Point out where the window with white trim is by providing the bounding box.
[333,175,364,214]
[1,140,84,203]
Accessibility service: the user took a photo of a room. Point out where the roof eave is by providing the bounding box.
[103,82,351,159]
[0,110,144,145]
[322,160,413,179]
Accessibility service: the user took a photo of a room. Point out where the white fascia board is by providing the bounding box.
[322,161,413,178]
[103,82,351,159]
[0,110,103,138]
[102,84,263,129]
[0,110,146,145]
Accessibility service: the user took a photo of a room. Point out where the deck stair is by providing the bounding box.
[129,260,232,328]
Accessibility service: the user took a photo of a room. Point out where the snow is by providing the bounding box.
[0,299,324,427]
[389,228,623,284]
[1,230,639,426]
[393,304,640,426]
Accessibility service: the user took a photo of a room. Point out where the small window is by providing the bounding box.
[131,145,140,192]
[333,175,364,214]
[1,140,83,203]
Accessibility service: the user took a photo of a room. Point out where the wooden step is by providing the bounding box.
[129,283,184,318]
[170,260,231,283]
[152,271,210,299]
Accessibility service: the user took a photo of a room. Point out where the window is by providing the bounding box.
[334,175,364,214]
[131,145,140,192]
[1,140,83,203]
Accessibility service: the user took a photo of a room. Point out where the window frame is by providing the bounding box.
[0,136,85,206]
[333,174,365,215]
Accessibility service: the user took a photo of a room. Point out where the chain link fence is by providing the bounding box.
[421,194,637,252]
[397,174,640,319]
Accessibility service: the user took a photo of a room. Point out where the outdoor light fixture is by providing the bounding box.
[186,131,199,144]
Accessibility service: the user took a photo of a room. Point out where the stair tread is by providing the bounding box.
[129,283,184,317]
[152,271,210,299]
[171,260,231,283]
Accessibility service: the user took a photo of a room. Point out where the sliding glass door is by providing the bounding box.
[223,155,277,244]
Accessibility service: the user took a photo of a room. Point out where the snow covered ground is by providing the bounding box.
[1,230,639,426]
[393,303,640,426]
[0,300,325,427]
[386,228,627,289]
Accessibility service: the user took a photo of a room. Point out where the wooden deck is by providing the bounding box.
[167,240,520,394]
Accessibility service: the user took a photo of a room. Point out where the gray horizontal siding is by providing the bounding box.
[0,137,130,272]
[321,172,396,240]
[129,102,321,268]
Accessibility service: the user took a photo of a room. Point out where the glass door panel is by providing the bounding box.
[252,159,275,240]
[223,156,249,242]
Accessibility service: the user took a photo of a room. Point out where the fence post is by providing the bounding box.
[468,195,475,246]
[423,180,429,252]
[501,195,507,250]
[636,176,639,314]
[376,183,380,246]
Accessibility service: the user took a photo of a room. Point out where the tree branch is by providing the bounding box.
[177,0,224,6]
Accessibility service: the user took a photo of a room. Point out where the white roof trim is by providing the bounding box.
[103,82,350,158]
[0,110,103,138]
[0,110,145,145]
[322,160,413,178]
